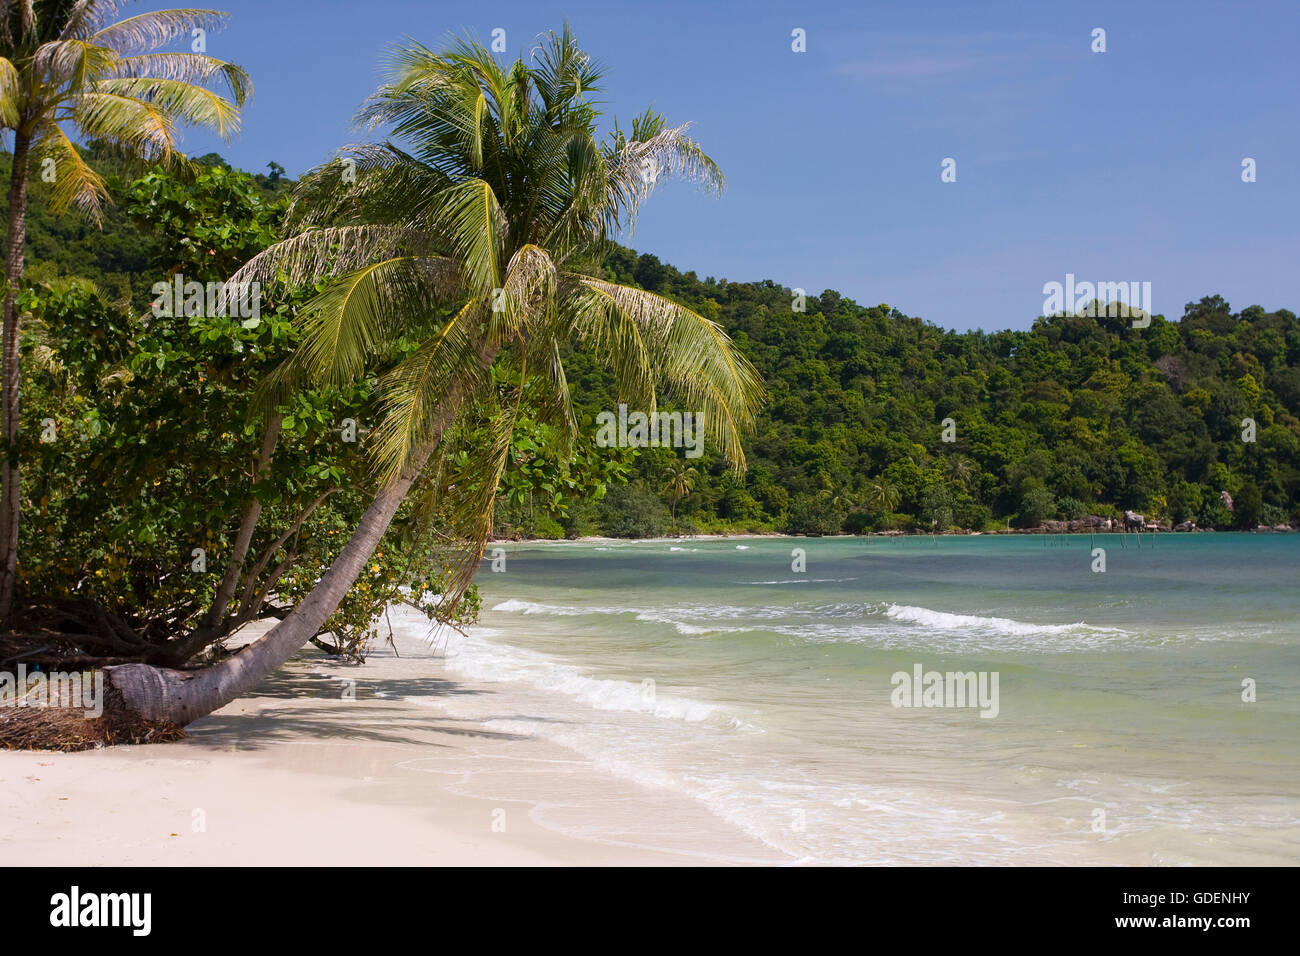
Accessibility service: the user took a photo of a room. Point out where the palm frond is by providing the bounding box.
[559,274,655,411]
[368,302,497,484]
[285,144,453,232]
[604,112,725,235]
[357,39,504,173]
[33,39,118,89]
[88,9,231,56]
[539,132,609,261]
[87,75,243,138]
[0,55,20,127]
[493,242,555,342]
[520,336,578,455]
[528,23,603,119]
[568,276,763,470]
[57,1,127,41]
[31,122,110,217]
[291,255,463,388]
[416,371,522,619]
[425,177,506,295]
[230,225,447,287]
[109,53,250,105]
[67,89,175,160]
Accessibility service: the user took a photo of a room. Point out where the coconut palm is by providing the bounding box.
[0,1,251,621]
[663,460,698,529]
[866,480,901,515]
[101,27,763,729]
[942,455,973,487]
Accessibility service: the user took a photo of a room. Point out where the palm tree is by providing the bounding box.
[942,455,973,488]
[866,480,901,515]
[663,460,698,529]
[0,1,250,622]
[100,27,763,729]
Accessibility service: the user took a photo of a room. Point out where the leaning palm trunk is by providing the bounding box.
[102,448,428,726]
[3,27,763,749]
[97,330,499,729]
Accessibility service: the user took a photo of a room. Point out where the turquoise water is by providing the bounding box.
[437,534,1299,864]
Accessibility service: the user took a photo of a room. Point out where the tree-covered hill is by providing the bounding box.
[7,155,1298,537]
[571,247,1300,535]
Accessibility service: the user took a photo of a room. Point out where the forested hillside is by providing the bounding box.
[7,154,1298,538]
[569,247,1300,535]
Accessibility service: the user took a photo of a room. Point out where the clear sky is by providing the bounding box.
[133,0,1298,331]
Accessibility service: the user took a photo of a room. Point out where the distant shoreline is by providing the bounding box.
[493,525,1298,544]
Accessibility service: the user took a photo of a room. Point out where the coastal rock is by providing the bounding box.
[1073,515,1112,531]
[1032,515,1117,533]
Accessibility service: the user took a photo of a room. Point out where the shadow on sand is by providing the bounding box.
[179,666,567,751]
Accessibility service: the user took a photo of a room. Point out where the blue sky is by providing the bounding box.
[138,0,1298,331]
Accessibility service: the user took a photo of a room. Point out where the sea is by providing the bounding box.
[401,533,1299,864]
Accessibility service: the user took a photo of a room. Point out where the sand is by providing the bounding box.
[0,627,788,866]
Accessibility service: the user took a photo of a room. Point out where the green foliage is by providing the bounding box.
[0,149,149,301]
[596,482,670,538]
[125,163,286,289]
[1017,481,1056,528]
[17,163,476,661]
[493,414,632,539]
[783,491,846,535]
[560,260,1300,533]
[1233,480,1264,528]
[12,157,1300,546]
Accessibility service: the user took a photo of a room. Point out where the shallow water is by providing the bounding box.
[406,534,1299,864]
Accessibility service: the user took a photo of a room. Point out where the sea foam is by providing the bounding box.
[882,603,1115,637]
[442,626,722,722]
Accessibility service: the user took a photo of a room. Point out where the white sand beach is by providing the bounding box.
[0,625,788,866]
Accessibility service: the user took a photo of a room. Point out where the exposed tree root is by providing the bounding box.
[1,596,300,671]
[0,681,185,752]
[1,598,156,668]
